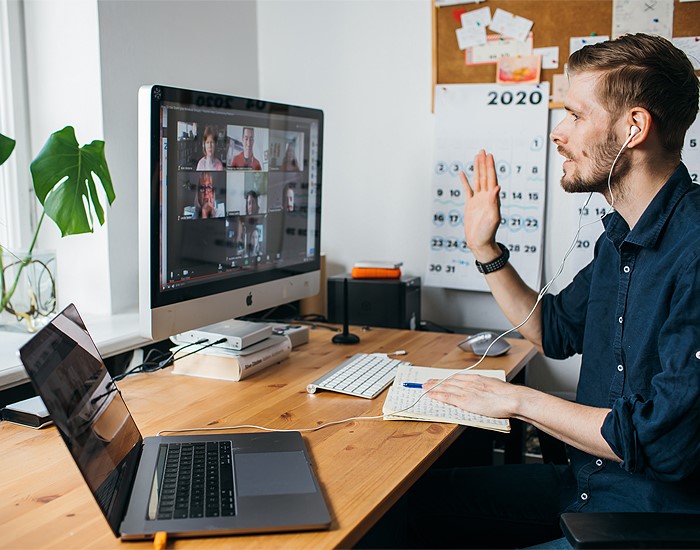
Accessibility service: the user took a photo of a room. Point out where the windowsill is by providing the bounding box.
[0,310,152,392]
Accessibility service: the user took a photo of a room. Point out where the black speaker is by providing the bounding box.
[327,275,421,330]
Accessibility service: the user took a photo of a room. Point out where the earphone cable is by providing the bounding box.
[159,140,632,436]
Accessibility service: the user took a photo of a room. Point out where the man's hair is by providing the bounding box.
[568,33,699,155]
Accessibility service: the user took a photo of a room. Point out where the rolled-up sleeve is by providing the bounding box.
[601,253,700,481]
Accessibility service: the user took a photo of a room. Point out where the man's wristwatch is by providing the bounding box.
[475,243,510,274]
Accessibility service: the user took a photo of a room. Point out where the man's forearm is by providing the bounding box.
[480,262,543,351]
[513,385,619,461]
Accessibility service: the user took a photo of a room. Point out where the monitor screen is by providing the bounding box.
[138,85,323,341]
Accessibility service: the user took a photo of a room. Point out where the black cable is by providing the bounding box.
[419,319,456,333]
[90,337,226,405]
[295,320,340,332]
[239,312,340,332]
[169,337,228,362]
[297,313,328,322]
[241,302,300,322]
[112,338,206,382]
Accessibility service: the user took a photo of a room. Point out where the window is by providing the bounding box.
[0,0,33,251]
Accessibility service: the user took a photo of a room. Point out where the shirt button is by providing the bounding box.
[596,459,603,466]
[618,317,623,324]
[696,351,700,360]
[623,266,631,273]
[581,493,588,500]
[617,364,624,372]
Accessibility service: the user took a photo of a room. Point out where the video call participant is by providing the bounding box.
[401,34,700,548]
[194,173,224,219]
[247,226,263,257]
[226,216,246,256]
[231,127,262,170]
[283,184,295,212]
[280,142,300,171]
[246,190,260,216]
[196,126,224,171]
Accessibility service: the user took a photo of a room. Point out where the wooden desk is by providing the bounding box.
[0,327,536,549]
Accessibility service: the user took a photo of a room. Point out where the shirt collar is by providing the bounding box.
[602,163,693,250]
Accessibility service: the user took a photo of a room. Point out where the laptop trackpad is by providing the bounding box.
[235,451,317,497]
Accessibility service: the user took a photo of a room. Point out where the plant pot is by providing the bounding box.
[0,249,57,333]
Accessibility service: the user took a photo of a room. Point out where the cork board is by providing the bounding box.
[433,0,700,102]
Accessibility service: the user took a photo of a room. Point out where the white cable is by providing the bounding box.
[159,142,632,437]
[606,132,634,213]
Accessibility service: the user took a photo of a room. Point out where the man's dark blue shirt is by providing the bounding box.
[542,163,700,513]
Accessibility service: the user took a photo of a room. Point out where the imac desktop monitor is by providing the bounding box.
[138,85,323,341]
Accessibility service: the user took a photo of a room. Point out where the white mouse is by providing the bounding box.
[458,331,511,357]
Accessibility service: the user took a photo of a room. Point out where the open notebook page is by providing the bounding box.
[382,364,510,433]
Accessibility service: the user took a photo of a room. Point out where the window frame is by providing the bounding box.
[0,0,34,252]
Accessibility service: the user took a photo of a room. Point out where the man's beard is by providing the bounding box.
[559,131,631,199]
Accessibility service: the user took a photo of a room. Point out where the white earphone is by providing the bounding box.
[621,125,640,148]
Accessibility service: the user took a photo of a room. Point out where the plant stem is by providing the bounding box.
[0,210,46,311]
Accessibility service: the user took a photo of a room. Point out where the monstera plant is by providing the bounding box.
[0,126,115,330]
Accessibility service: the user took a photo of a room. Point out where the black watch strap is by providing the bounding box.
[475,242,510,274]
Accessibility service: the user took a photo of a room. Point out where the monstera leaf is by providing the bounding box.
[29,126,115,236]
[0,132,15,166]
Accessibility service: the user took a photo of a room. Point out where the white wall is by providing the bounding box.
[21,0,260,317]
[19,0,583,394]
[256,0,582,394]
[97,0,260,314]
[257,0,434,282]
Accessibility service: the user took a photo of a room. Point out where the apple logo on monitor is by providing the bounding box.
[246,292,253,306]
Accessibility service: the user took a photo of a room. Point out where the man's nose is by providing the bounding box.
[550,120,566,144]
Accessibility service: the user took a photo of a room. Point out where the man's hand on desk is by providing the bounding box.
[423,373,524,419]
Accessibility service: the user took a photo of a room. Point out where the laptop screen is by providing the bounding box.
[19,304,143,535]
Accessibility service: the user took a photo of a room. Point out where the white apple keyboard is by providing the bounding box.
[306,353,411,399]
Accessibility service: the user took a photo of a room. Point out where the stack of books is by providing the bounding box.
[351,261,403,279]
[171,320,292,381]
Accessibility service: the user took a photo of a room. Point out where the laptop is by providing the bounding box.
[18,304,331,541]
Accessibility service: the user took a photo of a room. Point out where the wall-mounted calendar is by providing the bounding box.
[684,115,700,184]
[426,83,550,292]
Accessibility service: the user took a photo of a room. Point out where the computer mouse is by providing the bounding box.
[458,331,511,357]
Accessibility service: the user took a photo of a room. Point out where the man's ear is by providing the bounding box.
[627,108,652,148]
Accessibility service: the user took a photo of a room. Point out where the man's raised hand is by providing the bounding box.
[461,150,503,261]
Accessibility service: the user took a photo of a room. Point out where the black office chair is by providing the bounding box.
[560,512,700,549]
[542,430,700,549]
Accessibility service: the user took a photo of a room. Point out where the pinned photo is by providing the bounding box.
[496,55,542,85]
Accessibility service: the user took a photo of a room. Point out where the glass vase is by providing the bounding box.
[0,249,57,333]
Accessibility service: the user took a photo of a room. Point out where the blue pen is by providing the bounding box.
[402,382,423,389]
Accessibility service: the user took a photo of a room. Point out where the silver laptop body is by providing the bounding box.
[18,304,330,540]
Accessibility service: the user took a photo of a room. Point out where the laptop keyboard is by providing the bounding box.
[157,441,235,520]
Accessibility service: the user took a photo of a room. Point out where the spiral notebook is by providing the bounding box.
[382,364,510,433]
